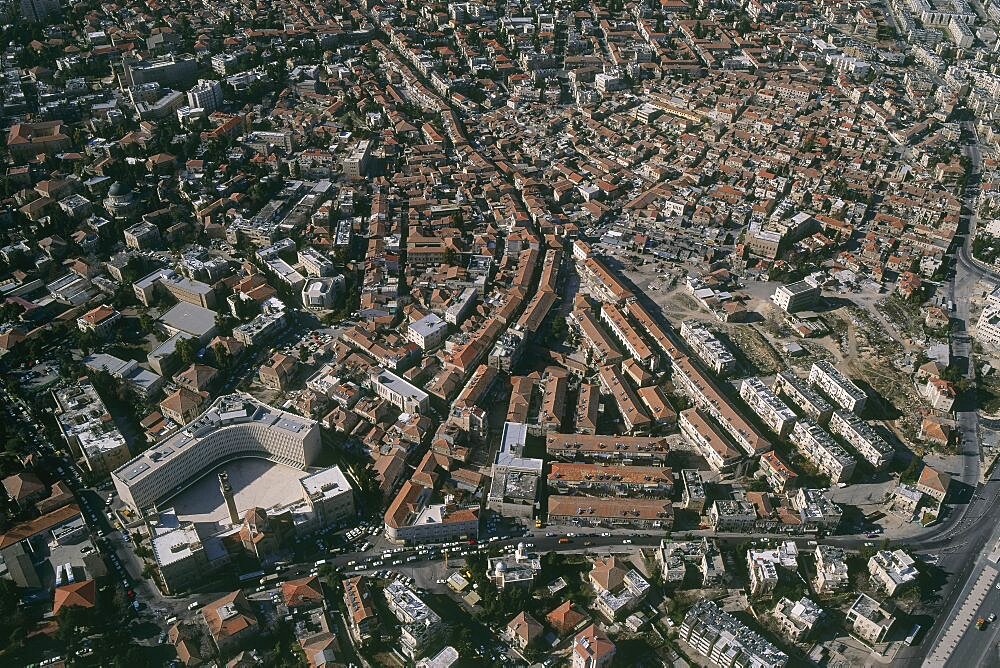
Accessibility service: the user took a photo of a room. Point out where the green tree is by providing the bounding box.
[175,337,199,366]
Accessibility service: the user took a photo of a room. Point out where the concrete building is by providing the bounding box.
[150,509,214,594]
[846,593,895,645]
[808,361,867,414]
[675,470,705,513]
[868,549,918,596]
[679,599,788,668]
[187,79,223,112]
[773,371,833,424]
[112,394,320,511]
[488,422,543,519]
[771,280,821,313]
[709,500,757,532]
[407,313,448,350]
[384,580,443,658]
[368,368,430,413]
[828,411,894,469]
[124,221,161,249]
[680,320,737,376]
[679,408,742,473]
[301,277,344,309]
[52,381,130,475]
[747,542,798,597]
[740,377,797,437]
[789,419,856,483]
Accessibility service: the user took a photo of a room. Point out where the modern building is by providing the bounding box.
[368,368,430,413]
[846,593,895,645]
[740,377,797,437]
[828,411,894,469]
[150,509,215,594]
[680,320,737,376]
[771,280,821,313]
[773,371,833,424]
[657,538,726,585]
[709,500,758,532]
[488,422,543,519]
[747,542,798,597]
[52,381,131,475]
[791,488,843,531]
[681,469,707,512]
[187,79,223,112]
[384,580,443,658]
[124,221,161,249]
[789,419,856,483]
[679,599,788,668]
[301,277,345,309]
[868,549,918,596]
[112,394,320,512]
[808,361,867,414]
[407,313,448,350]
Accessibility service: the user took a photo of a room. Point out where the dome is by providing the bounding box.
[108,181,125,196]
[518,542,526,551]
[495,560,507,574]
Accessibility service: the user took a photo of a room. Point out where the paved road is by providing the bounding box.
[916,122,1000,668]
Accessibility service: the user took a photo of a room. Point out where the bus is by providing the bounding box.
[904,623,923,646]
[238,570,265,583]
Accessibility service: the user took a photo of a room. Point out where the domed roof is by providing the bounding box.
[108,181,125,196]
[495,560,507,574]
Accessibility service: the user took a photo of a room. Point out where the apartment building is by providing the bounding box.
[407,313,448,350]
[740,377,797,437]
[343,576,378,643]
[773,371,833,424]
[772,597,822,641]
[771,280,821,313]
[829,411,894,469]
[791,488,843,531]
[150,511,214,595]
[758,451,798,493]
[595,364,652,433]
[547,495,673,530]
[672,356,770,455]
[53,381,130,476]
[808,361,867,414]
[680,320,737,376]
[124,221,161,249]
[789,419,856,483]
[112,394,320,511]
[599,302,657,370]
[233,308,286,346]
[657,538,726,585]
[709,500,758,532]
[589,557,651,620]
[368,368,430,413]
[545,433,670,464]
[572,624,616,668]
[846,593,895,645]
[747,542,798,597]
[573,306,625,366]
[384,481,479,544]
[679,409,742,473]
[814,545,850,593]
[548,463,673,497]
[679,600,788,668]
[868,549,918,596]
[681,469,707,512]
[384,580,443,658]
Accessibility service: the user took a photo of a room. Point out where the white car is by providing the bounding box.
[622,539,632,544]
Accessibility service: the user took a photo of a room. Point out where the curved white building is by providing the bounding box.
[113,394,320,512]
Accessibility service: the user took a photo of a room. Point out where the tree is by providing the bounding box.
[138,313,155,335]
[175,337,199,366]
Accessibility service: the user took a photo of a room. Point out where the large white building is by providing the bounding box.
[771,280,821,313]
[828,411,894,469]
[680,320,737,376]
[679,599,788,668]
[407,313,448,350]
[808,361,867,414]
[368,368,430,413]
[789,419,856,483]
[740,377,797,436]
[868,549,918,596]
[112,394,320,511]
[384,580,443,658]
[187,79,223,112]
[53,380,131,475]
